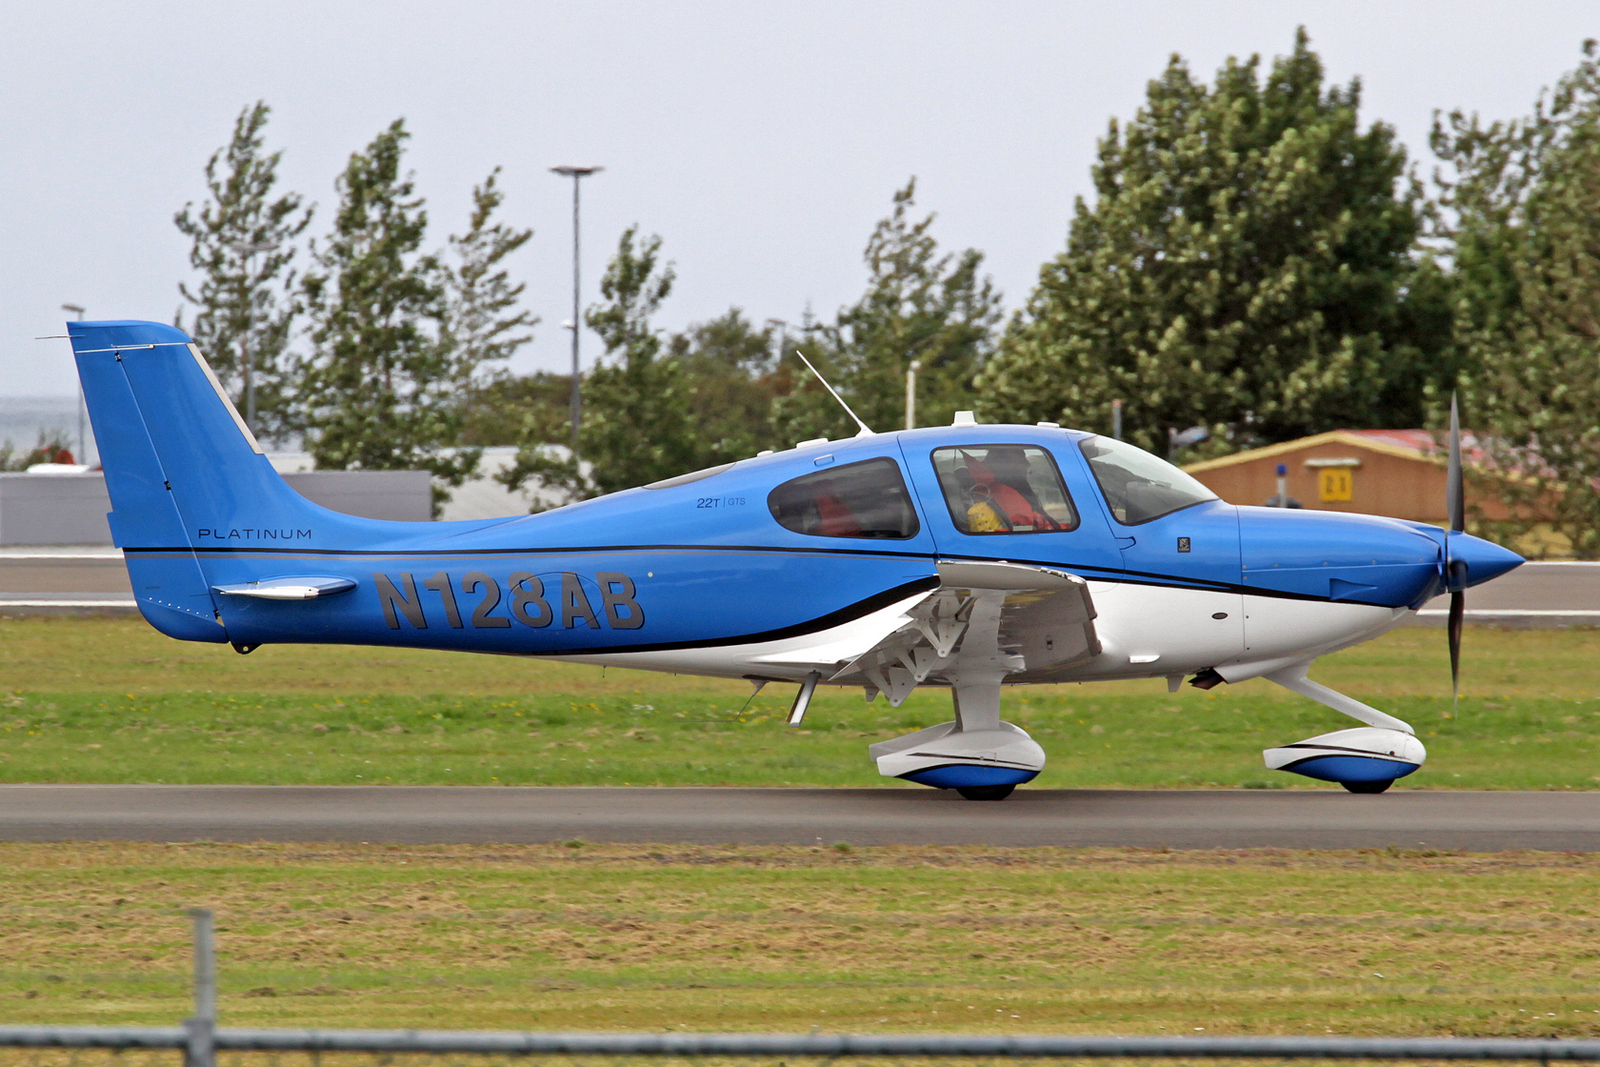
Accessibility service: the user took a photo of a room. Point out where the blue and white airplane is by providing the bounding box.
[67,320,1523,800]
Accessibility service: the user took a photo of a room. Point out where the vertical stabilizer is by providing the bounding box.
[65,320,380,641]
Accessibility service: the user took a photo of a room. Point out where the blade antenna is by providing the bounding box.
[1446,392,1465,711]
[792,350,874,437]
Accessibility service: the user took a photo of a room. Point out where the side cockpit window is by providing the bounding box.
[932,445,1079,535]
[767,457,920,539]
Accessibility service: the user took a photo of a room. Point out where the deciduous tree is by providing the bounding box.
[668,309,779,463]
[775,181,1001,444]
[1433,41,1600,556]
[442,167,536,386]
[977,30,1448,453]
[296,120,473,512]
[174,101,312,443]
[501,184,1000,507]
[500,227,697,499]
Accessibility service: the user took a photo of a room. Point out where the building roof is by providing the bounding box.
[1182,430,1446,474]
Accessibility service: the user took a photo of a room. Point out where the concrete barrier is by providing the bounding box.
[0,470,432,546]
[280,470,433,523]
[0,474,111,545]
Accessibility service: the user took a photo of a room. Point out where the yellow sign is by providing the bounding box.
[1318,467,1353,502]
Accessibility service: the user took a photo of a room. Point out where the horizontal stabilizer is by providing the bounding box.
[212,577,359,601]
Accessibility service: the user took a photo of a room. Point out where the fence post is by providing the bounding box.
[184,909,215,1067]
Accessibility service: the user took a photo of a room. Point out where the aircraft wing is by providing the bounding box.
[753,560,1099,705]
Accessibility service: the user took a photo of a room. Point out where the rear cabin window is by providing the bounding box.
[767,458,920,539]
[932,445,1080,535]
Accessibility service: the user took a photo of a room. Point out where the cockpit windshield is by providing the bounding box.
[1079,436,1217,525]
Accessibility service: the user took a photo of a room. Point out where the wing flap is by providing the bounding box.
[826,560,1101,704]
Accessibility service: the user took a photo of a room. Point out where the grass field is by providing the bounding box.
[4,841,1600,1036]
[4,620,1600,1038]
[0,617,1596,789]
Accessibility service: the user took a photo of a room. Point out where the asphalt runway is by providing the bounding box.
[1,784,1596,851]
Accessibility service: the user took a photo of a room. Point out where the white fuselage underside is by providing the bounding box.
[543,580,1409,688]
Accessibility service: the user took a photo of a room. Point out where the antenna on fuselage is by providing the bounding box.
[792,350,875,437]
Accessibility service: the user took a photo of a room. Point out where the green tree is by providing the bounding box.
[765,313,853,446]
[1433,41,1600,556]
[579,226,702,491]
[500,183,999,508]
[174,101,312,443]
[498,308,778,504]
[296,119,474,512]
[442,167,536,384]
[977,29,1448,454]
[460,372,571,447]
[837,179,1001,430]
[500,227,698,499]
[773,181,1001,444]
[668,309,779,463]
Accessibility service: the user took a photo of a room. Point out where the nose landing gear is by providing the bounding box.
[1257,663,1425,792]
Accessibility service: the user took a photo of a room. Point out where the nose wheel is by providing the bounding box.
[1342,779,1394,794]
[956,784,1016,801]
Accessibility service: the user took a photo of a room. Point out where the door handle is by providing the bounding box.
[1115,536,1136,550]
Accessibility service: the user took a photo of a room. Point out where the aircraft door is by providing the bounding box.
[1069,436,1246,673]
[898,439,1125,579]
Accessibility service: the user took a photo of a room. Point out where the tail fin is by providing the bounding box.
[66,320,377,640]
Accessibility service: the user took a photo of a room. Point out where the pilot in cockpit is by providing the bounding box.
[960,447,1066,533]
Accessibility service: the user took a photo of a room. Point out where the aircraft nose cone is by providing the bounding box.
[1446,531,1523,589]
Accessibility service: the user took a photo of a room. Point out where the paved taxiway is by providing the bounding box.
[1,785,1596,851]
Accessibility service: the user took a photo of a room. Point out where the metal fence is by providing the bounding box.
[4,912,1600,1066]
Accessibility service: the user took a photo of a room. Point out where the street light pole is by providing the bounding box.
[228,240,280,438]
[550,166,603,454]
[61,304,86,465]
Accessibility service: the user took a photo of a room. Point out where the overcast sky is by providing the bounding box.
[1,0,1594,397]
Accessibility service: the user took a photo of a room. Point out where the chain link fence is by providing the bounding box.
[4,913,1599,1067]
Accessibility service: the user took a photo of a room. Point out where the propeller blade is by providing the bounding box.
[1448,589,1464,710]
[1445,392,1465,711]
[1447,392,1464,534]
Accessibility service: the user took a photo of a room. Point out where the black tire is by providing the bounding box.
[1342,779,1394,794]
[956,784,1016,801]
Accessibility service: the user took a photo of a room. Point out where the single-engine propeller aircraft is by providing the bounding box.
[67,320,1523,799]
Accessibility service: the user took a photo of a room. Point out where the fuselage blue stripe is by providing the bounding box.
[124,544,1403,609]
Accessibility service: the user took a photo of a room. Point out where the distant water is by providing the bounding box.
[0,396,96,465]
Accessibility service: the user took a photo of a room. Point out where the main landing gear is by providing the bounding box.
[870,673,1044,801]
